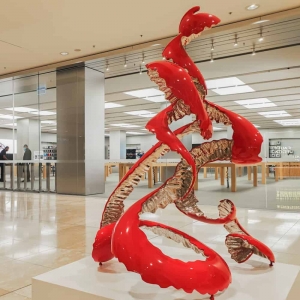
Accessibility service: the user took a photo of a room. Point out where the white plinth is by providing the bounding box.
[33,246,299,300]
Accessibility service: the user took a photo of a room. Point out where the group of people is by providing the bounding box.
[0,144,32,182]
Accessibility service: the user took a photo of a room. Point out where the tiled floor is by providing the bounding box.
[0,172,300,299]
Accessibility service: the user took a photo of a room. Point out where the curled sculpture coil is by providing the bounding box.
[93,6,275,299]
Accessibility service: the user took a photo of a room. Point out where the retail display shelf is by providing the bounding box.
[32,246,299,300]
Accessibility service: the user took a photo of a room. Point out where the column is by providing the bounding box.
[56,65,105,195]
[109,130,126,159]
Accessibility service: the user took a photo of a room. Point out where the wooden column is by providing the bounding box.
[220,167,225,186]
[203,167,207,178]
[231,165,237,192]
[253,166,258,187]
[247,167,252,181]
[261,163,266,184]
[215,167,219,180]
[148,166,153,188]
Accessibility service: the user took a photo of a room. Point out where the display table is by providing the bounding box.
[32,246,299,300]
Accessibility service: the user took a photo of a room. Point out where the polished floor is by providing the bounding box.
[0,172,300,299]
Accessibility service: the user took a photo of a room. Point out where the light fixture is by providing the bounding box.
[212,85,254,96]
[213,127,223,130]
[0,114,21,120]
[274,119,300,126]
[142,53,145,64]
[252,44,256,55]
[253,18,269,25]
[41,120,56,124]
[206,77,245,89]
[31,111,56,116]
[253,124,261,128]
[152,44,161,47]
[234,34,238,46]
[124,57,127,68]
[259,111,291,118]
[143,95,166,103]
[125,88,164,98]
[125,110,156,118]
[211,39,214,51]
[235,98,277,109]
[74,49,81,52]
[106,61,109,71]
[105,102,124,109]
[246,4,259,11]
[126,131,146,135]
[5,107,38,113]
[60,52,69,56]
[110,123,141,128]
[258,28,264,42]
[162,57,166,60]
[210,52,214,62]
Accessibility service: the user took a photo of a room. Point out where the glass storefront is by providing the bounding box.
[0,71,57,192]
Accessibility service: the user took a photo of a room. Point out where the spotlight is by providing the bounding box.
[60,52,69,56]
[142,53,145,64]
[211,39,214,51]
[246,4,259,11]
[210,53,214,62]
[234,34,238,47]
[106,61,109,71]
[258,28,264,42]
[124,57,127,68]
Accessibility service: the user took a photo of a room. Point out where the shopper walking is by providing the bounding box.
[23,144,32,182]
[0,146,9,182]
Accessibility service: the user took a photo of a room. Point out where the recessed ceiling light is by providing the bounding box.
[125,110,157,118]
[213,85,254,95]
[252,19,269,24]
[31,111,56,116]
[124,88,164,98]
[246,4,259,11]
[111,123,141,128]
[41,120,56,124]
[213,127,223,130]
[143,95,166,103]
[5,107,38,113]
[274,119,300,126]
[74,49,81,52]
[0,114,21,120]
[152,44,161,47]
[126,131,146,135]
[105,102,124,109]
[235,98,277,109]
[259,111,291,118]
[60,52,69,55]
[206,77,245,89]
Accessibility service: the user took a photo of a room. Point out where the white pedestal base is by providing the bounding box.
[33,246,299,300]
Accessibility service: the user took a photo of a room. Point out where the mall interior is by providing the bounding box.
[0,1,300,299]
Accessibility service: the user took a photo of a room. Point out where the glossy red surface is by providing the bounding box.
[163,35,208,94]
[205,100,263,164]
[146,61,212,140]
[179,6,221,45]
[92,222,115,262]
[226,233,276,264]
[112,192,232,295]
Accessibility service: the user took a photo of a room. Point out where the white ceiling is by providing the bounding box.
[1,0,300,76]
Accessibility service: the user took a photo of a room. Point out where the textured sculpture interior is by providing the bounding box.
[93,6,275,299]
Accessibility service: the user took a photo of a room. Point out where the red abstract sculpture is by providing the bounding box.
[93,6,275,299]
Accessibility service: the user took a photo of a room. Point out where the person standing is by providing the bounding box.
[23,144,32,182]
[0,146,9,182]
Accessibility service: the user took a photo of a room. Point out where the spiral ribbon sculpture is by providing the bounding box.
[93,6,275,299]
